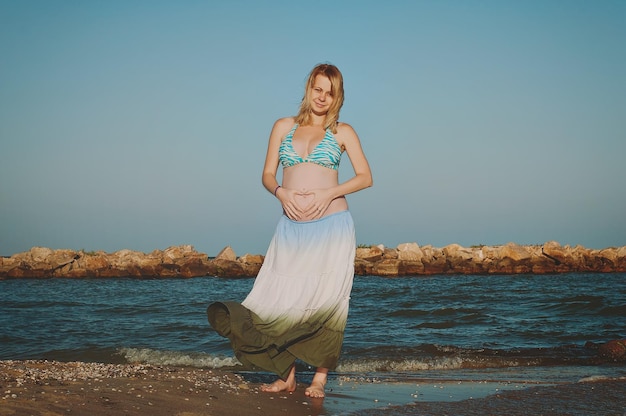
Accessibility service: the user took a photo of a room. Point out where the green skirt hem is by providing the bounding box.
[207,301,344,379]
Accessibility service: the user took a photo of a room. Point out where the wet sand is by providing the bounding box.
[1,360,624,415]
[352,379,626,415]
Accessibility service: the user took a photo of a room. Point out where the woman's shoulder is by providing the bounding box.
[334,122,361,150]
[336,122,358,138]
[268,117,296,142]
[274,117,296,130]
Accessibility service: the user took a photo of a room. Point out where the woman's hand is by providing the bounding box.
[276,187,306,221]
[301,188,335,220]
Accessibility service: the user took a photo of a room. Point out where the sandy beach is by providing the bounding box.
[0,360,316,416]
[2,360,625,416]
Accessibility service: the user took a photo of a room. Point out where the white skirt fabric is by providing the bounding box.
[243,210,355,332]
[208,210,356,378]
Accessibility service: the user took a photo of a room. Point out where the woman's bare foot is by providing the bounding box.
[260,365,296,393]
[260,378,296,393]
[304,380,326,398]
[305,367,328,398]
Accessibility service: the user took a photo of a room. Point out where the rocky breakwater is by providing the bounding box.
[1,241,625,279]
[0,245,261,279]
[356,241,626,276]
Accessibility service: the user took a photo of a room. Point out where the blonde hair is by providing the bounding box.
[294,63,344,133]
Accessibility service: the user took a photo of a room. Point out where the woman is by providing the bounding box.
[208,63,372,398]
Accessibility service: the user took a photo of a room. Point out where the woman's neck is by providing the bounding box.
[309,113,326,127]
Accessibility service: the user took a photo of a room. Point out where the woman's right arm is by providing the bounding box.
[261,118,303,220]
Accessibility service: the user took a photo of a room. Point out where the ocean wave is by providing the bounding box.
[336,356,526,372]
[116,346,547,373]
[338,343,609,372]
[578,375,626,383]
[118,347,242,369]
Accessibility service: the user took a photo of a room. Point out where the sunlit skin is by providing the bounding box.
[259,73,373,398]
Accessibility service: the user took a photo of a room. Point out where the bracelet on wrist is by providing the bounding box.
[273,185,281,196]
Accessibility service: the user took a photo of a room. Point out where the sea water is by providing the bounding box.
[1,273,625,413]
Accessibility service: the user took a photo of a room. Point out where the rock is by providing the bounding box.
[373,259,401,276]
[29,247,54,263]
[215,246,237,261]
[212,259,246,278]
[442,244,479,273]
[163,245,196,262]
[238,254,264,276]
[598,339,626,361]
[354,258,373,275]
[177,259,206,278]
[595,248,618,272]
[356,246,384,263]
[420,245,449,275]
[499,243,532,262]
[383,247,398,259]
[400,261,425,275]
[238,254,264,265]
[542,241,568,264]
[617,246,626,270]
[442,244,475,262]
[397,243,423,262]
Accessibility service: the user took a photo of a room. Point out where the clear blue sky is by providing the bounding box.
[1,0,625,256]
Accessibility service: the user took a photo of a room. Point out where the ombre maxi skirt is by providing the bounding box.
[207,210,355,379]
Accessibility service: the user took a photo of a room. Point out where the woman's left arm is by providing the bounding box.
[332,123,373,197]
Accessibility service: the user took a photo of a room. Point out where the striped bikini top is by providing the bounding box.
[278,124,342,170]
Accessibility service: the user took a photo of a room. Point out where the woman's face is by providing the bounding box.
[309,74,334,115]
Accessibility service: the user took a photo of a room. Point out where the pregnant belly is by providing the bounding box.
[294,193,314,210]
[291,191,348,221]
